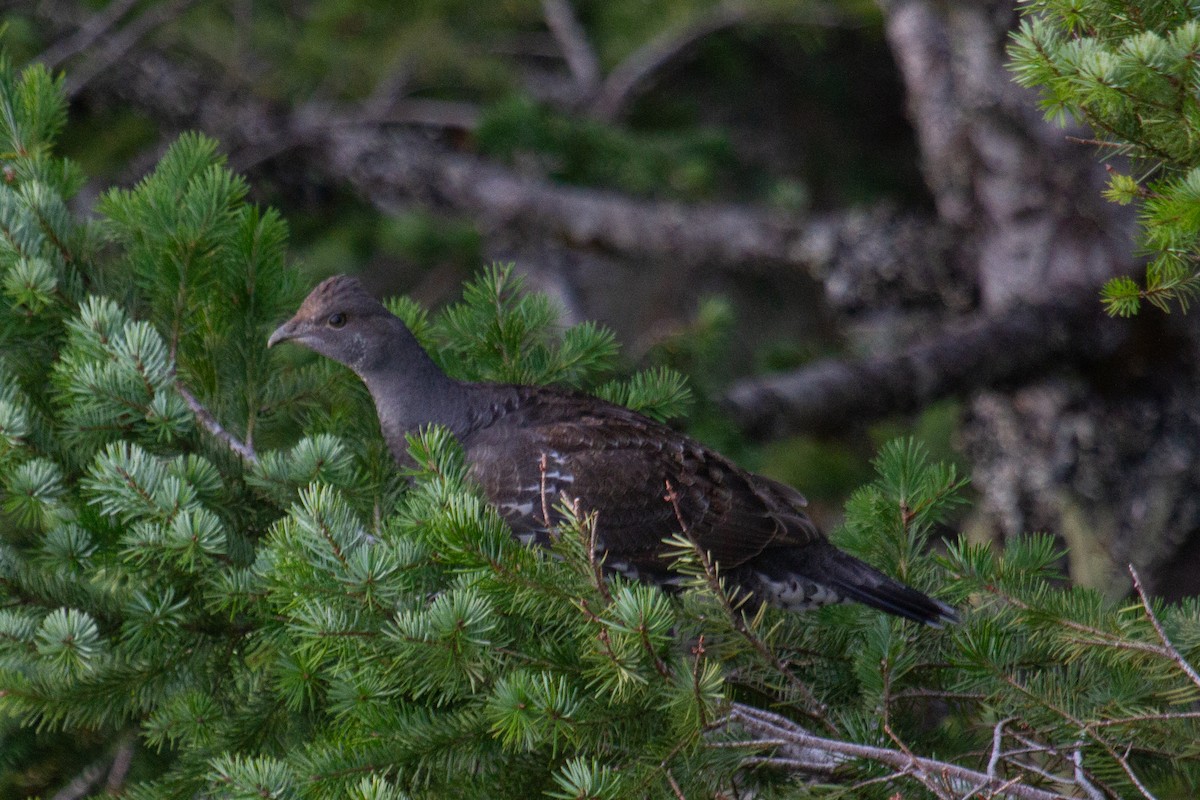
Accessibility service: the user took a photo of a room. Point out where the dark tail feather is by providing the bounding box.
[762,545,959,626]
[824,548,958,626]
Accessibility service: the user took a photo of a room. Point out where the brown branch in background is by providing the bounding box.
[35,0,140,69]
[722,295,1128,440]
[542,0,600,99]
[589,4,750,121]
[323,127,952,279]
[59,0,201,97]
[589,3,858,121]
[50,732,136,800]
[26,0,949,276]
[104,736,135,794]
[50,757,109,800]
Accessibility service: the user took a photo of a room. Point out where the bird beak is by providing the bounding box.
[267,318,299,348]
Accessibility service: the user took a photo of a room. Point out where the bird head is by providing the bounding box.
[268,275,399,373]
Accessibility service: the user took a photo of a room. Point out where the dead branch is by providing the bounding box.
[730,703,1071,800]
[35,0,139,69]
[589,4,752,122]
[588,3,863,121]
[61,0,200,97]
[542,0,600,98]
[28,0,955,280]
[1130,565,1200,692]
[722,294,1129,440]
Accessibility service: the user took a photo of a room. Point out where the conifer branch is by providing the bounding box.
[999,673,1157,800]
[174,381,259,465]
[1129,564,1200,692]
[664,479,831,730]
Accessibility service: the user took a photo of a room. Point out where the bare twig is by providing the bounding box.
[690,635,708,728]
[730,703,1069,800]
[35,0,140,69]
[1071,741,1107,800]
[63,0,201,96]
[1114,743,1159,800]
[51,732,136,800]
[663,767,687,800]
[1129,564,1200,691]
[542,0,600,98]
[1090,710,1200,728]
[585,519,609,600]
[1064,136,1126,149]
[589,4,749,121]
[988,718,1012,779]
[105,735,136,793]
[175,382,259,465]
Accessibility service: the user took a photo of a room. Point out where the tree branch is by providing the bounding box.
[1129,565,1200,692]
[27,0,949,277]
[34,0,140,70]
[542,0,600,99]
[175,382,259,465]
[589,4,750,121]
[729,703,1071,800]
[588,3,860,122]
[51,0,201,97]
[722,294,1128,440]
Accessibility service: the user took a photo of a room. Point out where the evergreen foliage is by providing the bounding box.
[1009,2,1200,315]
[1,53,1199,800]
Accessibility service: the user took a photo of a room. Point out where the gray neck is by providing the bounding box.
[355,318,472,458]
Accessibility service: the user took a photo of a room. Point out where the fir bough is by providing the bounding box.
[1009,3,1200,315]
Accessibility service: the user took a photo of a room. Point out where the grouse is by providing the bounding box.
[268,275,958,625]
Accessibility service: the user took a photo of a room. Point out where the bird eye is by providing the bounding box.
[327,313,346,329]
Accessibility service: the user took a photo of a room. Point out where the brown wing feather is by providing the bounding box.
[461,386,825,576]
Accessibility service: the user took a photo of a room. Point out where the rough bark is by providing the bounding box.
[874,0,1200,596]
[881,0,1133,311]
[723,296,1125,440]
